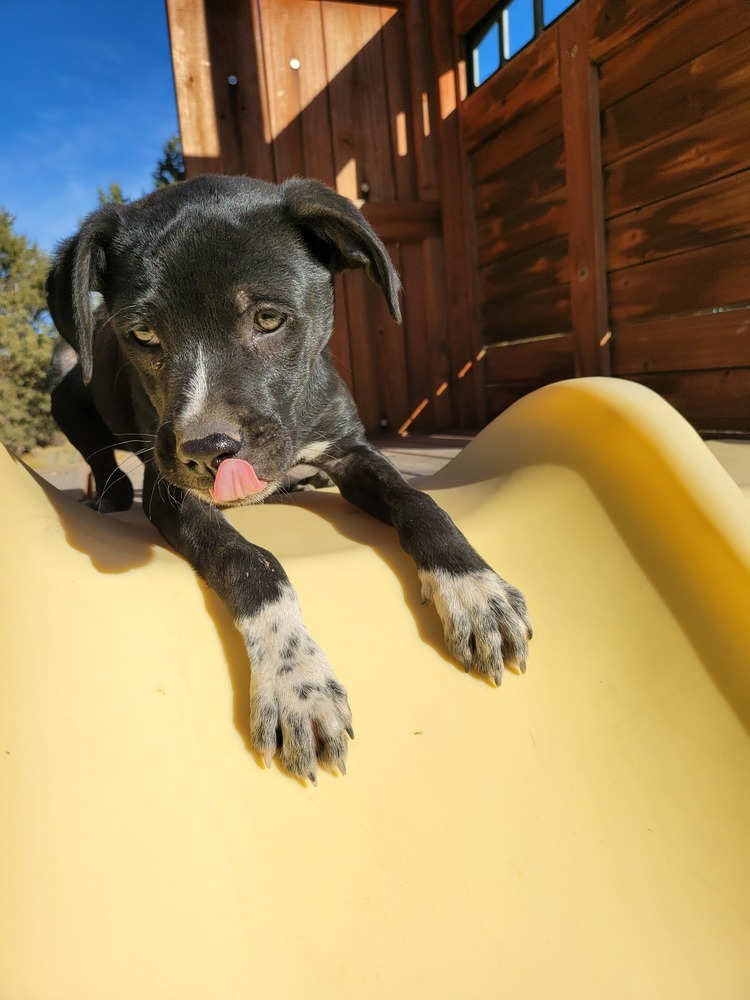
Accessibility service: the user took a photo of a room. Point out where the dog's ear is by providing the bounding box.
[45,205,121,384]
[281,178,402,323]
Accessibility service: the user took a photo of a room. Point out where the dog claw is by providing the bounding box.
[338,760,347,777]
[262,749,274,768]
[345,725,355,740]
[308,771,318,786]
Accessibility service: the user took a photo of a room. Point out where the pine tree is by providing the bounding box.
[0,210,58,453]
[97,181,129,205]
[153,135,185,188]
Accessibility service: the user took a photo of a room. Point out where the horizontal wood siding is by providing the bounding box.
[459,0,750,432]
[462,29,560,152]
[600,5,750,432]
[620,369,750,434]
[604,98,750,220]
[606,172,750,272]
[612,310,750,375]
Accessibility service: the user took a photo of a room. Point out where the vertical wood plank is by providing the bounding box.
[558,0,611,376]
[322,3,383,429]
[321,2,397,200]
[165,0,221,175]
[299,2,356,390]
[296,4,339,186]
[371,241,412,432]
[403,0,452,430]
[404,0,439,199]
[320,3,403,431]
[256,0,307,179]
[257,0,344,185]
[373,12,416,430]
[427,0,486,426]
[379,8,418,200]
[200,0,275,179]
[254,1,355,390]
[423,237,457,427]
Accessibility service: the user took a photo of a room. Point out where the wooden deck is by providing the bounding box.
[373,432,473,478]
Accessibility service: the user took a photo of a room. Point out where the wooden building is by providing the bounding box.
[166,0,750,435]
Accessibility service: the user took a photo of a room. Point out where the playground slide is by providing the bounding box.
[1,377,749,998]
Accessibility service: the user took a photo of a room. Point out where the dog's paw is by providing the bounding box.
[237,588,353,782]
[419,567,531,685]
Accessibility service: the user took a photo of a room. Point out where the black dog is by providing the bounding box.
[46,174,531,781]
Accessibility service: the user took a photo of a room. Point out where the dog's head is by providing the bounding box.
[46,175,401,505]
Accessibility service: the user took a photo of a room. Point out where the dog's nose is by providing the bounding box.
[178,432,242,474]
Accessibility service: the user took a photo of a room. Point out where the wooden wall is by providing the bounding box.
[457,0,750,434]
[167,0,750,435]
[166,0,484,435]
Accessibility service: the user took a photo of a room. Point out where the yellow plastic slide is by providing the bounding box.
[1,377,749,998]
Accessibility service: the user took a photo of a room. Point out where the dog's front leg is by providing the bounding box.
[143,468,352,781]
[322,444,532,684]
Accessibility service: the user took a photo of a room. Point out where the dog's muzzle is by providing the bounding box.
[177,430,242,474]
[176,431,269,503]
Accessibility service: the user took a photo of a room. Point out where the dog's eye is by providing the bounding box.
[131,328,161,348]
[253,309,286,334]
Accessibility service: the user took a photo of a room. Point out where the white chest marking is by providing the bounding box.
[295,441,331,463]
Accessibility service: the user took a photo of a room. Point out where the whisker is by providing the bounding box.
[95,464,132,507]
[147,468,161,521]
[81,438,149,463]
[99,305,138,333]
[167,482,181,510]
[279,484,299,505]
[327,350,353,375]
[112,450,154,481]
[113,361,133,389]
[114,430,157,440]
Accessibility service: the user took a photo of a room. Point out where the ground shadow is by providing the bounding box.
[19,457,165,574]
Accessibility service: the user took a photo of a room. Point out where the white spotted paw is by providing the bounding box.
[237,588,353,782]
[419,567,532,685]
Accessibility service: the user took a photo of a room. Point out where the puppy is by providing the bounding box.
[46,175,531,781]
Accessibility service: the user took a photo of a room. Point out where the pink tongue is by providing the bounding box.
[210,458,268,504]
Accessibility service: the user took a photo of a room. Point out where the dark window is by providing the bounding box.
[467,0,577,91]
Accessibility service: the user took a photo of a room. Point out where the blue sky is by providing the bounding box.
[0,0,179,254]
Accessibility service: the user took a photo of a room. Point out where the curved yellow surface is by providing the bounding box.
[1,377,749,998]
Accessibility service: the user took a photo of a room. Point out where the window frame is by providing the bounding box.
[465,0,577,93]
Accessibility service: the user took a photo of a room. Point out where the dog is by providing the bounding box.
[46,174,531,782]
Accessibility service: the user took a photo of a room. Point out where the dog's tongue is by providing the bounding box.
[210,458,268,504]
